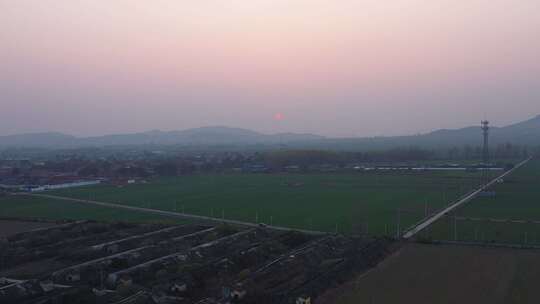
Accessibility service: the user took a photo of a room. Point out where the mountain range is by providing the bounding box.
[1,115,539,150]
[0,127,325,148]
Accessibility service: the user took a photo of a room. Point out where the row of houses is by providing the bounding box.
[26,180,101,192]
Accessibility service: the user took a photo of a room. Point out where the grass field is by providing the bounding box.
[325,243,540,304]
[426,158,540,244]
[0,195,185,224]
[6,170,483,235]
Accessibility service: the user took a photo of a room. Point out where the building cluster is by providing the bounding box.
[0,159,102,192]
[0,220,393,303]
[1,148,506,193]
[0,154,357,193]
[0,152,263,191]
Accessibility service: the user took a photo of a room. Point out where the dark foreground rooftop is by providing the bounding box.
[0,219,393,304]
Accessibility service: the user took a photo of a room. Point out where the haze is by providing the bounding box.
[1,0,539,137]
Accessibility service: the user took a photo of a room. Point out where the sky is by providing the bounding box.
[1,0,539,137]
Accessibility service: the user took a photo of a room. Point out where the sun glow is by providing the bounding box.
[1,0,539,136]
[274,113,285,121]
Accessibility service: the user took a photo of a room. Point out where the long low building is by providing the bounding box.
[28,180,101,192]
[0,219,394,304]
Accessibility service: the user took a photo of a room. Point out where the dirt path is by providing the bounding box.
[0,220,57,237]
[18,193,328,236]
[403,157,532,239]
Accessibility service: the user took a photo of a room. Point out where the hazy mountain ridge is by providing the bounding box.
[0,132,77,147]
[1,115,539,149]
[308,115,540,150]
[0,126,326,148]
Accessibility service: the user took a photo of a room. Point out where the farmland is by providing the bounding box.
[325,243,540,304]
[15,170,485,235]
[0,195,185,225]
[425,158,540,244]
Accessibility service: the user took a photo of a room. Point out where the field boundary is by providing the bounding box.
[428,239,540,250]
[15,193,329,236]
[402,157,533,239]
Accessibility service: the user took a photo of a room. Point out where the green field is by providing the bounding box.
[0,195,185,224]
[0,171,482,235]
[427,158,540,244]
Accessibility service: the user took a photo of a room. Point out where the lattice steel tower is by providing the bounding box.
[481,120,490,164]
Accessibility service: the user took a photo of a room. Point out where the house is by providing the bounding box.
[39,280,55,292]
[170,282,187,293]
[242,164,269,173]
[230,289,247,300]
[152,292,184,304]
[118,276,133,287]
[106,244,120,254]
[65,272,81,282]
[284,165,301,172]
[230,284,247,301]
[0,167,13,178]
[0,280,45,302]
[296,295,311,304]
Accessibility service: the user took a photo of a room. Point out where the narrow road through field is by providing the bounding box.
[16,192,328,236]
[402,157,533,239]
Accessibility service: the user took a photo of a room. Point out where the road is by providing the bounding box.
[17,158,531,239]
[17,193,328,236]
[402,157,533,239]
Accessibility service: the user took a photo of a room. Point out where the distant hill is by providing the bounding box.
[304,115,540,150]
[0,132,77,147]
[1,115,539,149]
[0,126,325,148]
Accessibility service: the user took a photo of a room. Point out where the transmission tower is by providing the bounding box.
[481,120,489,164]
[480,120,491,186]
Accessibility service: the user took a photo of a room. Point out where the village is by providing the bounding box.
[0,219,393,303]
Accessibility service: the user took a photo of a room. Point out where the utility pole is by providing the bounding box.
[255,211,259,223]
[396,209,401,239]
[443,190,447,206]
[100,266,104,290]
[366,222,369,235]
[481,120,490,184]
[454,215,458,241]
[481,120,490,164]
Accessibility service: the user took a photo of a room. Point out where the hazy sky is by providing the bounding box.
[1,0,539,137]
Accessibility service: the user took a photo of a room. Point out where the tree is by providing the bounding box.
[154,162,178,176]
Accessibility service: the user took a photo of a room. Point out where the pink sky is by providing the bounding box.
[1,0,539,136]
